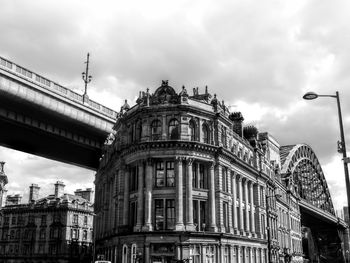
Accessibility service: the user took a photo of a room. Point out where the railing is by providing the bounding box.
[0,55,118,119]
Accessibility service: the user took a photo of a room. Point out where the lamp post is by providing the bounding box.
[303,91,350,221]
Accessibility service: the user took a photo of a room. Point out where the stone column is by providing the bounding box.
[209,162,217,231]
[123,166,130,225]
[238,176,244,234]
[135,161,144,231]
[250,182,255,236]
[232,173,238,233]
[175,157,185,230]
[256,184,262,237]
[143,159,153,231]
[244,179,250,233]
[186,158,195,230]
[237,246,241,263]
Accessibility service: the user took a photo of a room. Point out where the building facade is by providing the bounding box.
[0,162,8,209]
[0,181,94,263]
[94,81,304,263]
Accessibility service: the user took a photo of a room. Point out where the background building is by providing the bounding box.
[0,181,94,263]
[94,81,305,263]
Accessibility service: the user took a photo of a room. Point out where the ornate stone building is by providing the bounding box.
[94,81,304,263]
[0,181,94,263]
[0,162,8,209]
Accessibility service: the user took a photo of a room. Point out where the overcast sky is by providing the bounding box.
[0,0,349,213]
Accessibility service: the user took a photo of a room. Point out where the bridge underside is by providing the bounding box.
[300,206,345,263]
[0,92,105,170]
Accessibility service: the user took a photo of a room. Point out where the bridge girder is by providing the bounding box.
[281,144,336,217]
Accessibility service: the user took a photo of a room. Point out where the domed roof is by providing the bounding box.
[154,80,177,97]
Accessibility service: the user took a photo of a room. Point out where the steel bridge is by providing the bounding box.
[0,56,117,169]
[281,144,347,263]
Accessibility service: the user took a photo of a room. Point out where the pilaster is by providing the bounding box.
[175,157,185,231]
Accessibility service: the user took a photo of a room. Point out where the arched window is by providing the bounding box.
[202,123,209,144]
[189,120,196,141]
[168,119,179,140]
[122,245,128,263]
[151,119,162,140]
[131,244,137,263]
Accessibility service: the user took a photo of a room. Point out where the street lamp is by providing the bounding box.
[303,91,350,221]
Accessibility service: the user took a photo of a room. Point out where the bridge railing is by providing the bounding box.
[0,56,118,119]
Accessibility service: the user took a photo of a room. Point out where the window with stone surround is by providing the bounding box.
[190,245,200,263]
[222,167,228,192]
[193,200,207,231]
[189,119,197,141]
[168,119,179,139]
[223,201,229,230]
[155,160,175,187]
[202,123,209,143]
[129,201,137,228]
[130,166,138,191]
[154,199,175,230]
[151,119,162,140]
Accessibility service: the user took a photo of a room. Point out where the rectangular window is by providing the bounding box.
[130,166,138,191]
[166,161,175,187]
[192,163,198,188]
[223,202,229,230]
[83,230,88,240]
[154,199,175,230]
[155,199,164,230]
[73,214,78,225]
[193,200,207,231]
[199,164,207,189]
[11,216,17,225]
[222,167,228,192]
[260,186,265,207]
[71,228,79,240]
[4,216,9,226]
[84,216,88,226]
[200,201,207,230]
[193,200,198,229]
[190,245,201,263]
[224,246,229,263]
[155,161,165,187]
[261,214,266,235]
[129,201,137,228]
[166,199,175,230]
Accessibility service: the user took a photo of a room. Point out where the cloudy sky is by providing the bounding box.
[0,0,349,213]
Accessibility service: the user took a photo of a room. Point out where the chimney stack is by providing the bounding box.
[74,188,94,203]
[29,184,40,203]
[54,181,65,198]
